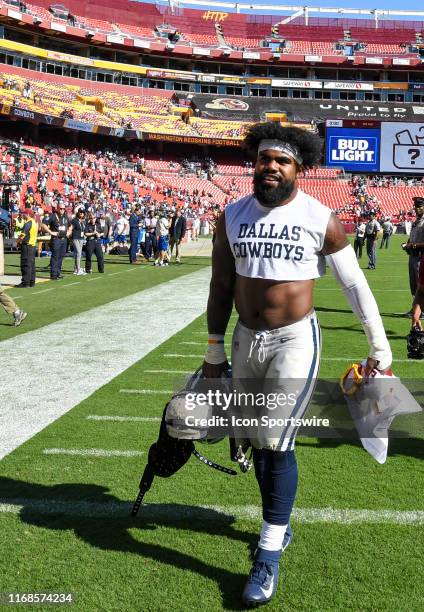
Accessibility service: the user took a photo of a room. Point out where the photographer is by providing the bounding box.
[402,197,424,316]
[84,212,104,274]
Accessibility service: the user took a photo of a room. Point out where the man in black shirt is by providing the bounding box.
[41,204,71,280]
[169,209,187,264]
[85,212,104,274]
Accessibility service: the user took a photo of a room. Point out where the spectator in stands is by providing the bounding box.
[70,208,87,276]
[169,209,186,264]
[380,217,394,249]
[42,204,71,281]
[401,197,424,316]
[353,218,366,259]
[365,212,380,270]
[0,282,27,326]
[85,212,104,274]
[16,209,38,288]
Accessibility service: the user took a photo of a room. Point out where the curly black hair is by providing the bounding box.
[243,122,323,169]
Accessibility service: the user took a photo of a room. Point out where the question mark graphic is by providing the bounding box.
[408,148,420,165]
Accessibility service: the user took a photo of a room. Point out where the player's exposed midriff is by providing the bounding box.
[234,275,315,330]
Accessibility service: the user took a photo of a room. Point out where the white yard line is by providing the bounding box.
[144,370,193,374]
[31,288,54,295]
[119,389,173,395]
[0,499,422,524]
[0,267,211,461]
[315,288,407,292]
[61,281,81,288]
[43,448,144,457]
[162,354,417,363]
[164,353,207,358]
[86,415,161,422]
[181,341,229,346]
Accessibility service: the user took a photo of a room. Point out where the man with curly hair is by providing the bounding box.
[202,123,392,606]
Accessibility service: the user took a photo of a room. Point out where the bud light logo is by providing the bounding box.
[326,128,380,172]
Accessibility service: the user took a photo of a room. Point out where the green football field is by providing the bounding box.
[1,236,423,612]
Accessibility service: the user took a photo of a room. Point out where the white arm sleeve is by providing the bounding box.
[325,244,392,370]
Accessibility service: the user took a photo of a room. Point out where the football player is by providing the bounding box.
[202,122,392,606]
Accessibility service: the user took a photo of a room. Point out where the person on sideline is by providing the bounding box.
[16,208,38,288]
[0,283,27,326]
[402,197,424,317]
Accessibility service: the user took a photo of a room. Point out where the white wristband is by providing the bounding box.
[205,334,227,365]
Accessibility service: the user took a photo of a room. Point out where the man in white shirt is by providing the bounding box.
[145,209,158,260]
[154,211,170,267]
[354,218,366,259]
[380,217,394,249]
[115,213,129,246]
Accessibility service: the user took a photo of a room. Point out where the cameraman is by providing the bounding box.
[402,197,424,316]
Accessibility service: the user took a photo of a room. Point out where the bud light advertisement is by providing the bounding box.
[325,127,380,172]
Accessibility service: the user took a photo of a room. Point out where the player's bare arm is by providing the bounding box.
[203,212,235,377]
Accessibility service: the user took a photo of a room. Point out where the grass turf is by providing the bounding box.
[0,235,423,611]
[0,254,210,340]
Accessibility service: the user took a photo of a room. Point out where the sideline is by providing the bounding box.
[0,499,422,524]
[0,267,211,461]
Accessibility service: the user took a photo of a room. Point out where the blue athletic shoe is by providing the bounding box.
[243,526,293,607]
[242,558,279,607]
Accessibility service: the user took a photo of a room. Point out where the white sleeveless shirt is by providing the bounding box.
[225,190,332,281]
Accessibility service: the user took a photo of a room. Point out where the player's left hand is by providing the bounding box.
[364,357,391,376]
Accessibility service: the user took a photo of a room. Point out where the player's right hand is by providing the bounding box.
[202,360,229,378]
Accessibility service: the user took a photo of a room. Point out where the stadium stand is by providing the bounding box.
[0,1,422,232]
[0,0,422,61]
